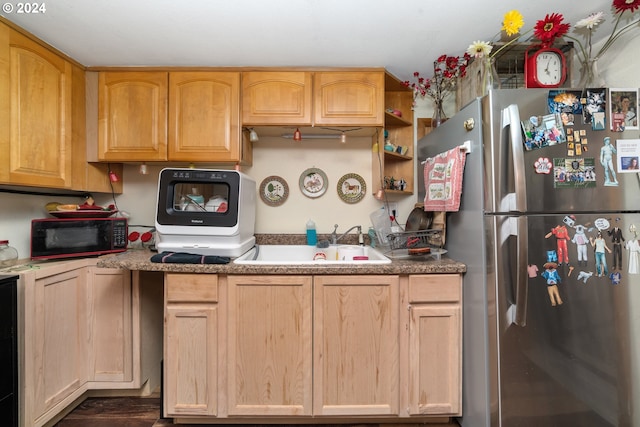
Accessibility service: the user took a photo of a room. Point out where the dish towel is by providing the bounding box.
[150,251,230,264]
[423,145,467,212]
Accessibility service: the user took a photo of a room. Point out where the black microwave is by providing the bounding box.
[31,217,128,260]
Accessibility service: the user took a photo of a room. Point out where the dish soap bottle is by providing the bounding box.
[306,219,317,246]
[0,240,18,267]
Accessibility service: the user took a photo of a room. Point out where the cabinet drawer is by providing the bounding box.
[166,273,218,302]
[408,274,461,303]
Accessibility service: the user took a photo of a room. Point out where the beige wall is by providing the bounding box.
[88,135,405,237]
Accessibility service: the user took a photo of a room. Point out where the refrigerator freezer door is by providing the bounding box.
[484,89,640,214]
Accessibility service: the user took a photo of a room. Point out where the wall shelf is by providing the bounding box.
[372,72,415,196]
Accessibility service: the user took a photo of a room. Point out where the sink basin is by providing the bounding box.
[233,245,391,265]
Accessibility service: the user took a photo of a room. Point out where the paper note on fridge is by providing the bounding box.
[616,139,640,172]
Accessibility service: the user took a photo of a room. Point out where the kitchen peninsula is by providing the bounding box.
[98,242,465,425]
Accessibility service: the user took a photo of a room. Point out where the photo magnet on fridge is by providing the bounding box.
[548,90,583,116]
[522,113,566,151]
[582,88,606,125]
[553,158,596,189]
[609,88,638,131]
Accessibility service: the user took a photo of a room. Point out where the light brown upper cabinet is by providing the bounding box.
[98,71,169,162]
[313,72,384,126]
[169,72,242,162]
[242,71,385,127]
[0,26,73,188]
[242,71,312,125]
[0,22,121,193]
[98,71,249,164]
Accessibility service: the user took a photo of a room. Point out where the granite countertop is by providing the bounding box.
[97,234,466,275]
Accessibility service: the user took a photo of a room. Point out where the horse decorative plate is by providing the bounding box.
[337,173,366,203]
[259,175,289,206]
[299,168,328,198]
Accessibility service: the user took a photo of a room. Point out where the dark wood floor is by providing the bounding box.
[54,397,460,427]
[54,396,163,427]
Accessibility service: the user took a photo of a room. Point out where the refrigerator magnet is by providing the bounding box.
[541,262,563,307]
[534,157,552,174]
[610,271,622,284]
[617,139,640,172]
[552,158,597,189]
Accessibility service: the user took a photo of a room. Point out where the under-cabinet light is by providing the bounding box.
[281,133,343,140]
[249,128,259,142]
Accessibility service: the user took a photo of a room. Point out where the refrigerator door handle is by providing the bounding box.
[502,104,527,213]
[512,215,529,326]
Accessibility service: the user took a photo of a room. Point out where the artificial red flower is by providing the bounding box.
[402,53,469,107]
[613,0,640,13]
[534,13,571,44]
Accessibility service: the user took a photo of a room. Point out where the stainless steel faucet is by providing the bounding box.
[331,224,364,245]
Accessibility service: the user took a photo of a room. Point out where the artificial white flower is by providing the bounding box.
[466,41,493,58]
[575,11,605,29]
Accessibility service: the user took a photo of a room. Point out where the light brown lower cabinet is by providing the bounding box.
[313,275,399,416]
[227,275,313,416]
[407,274,462,416]
[164,273,462,423]
[164,273,219,417]
[22,266,88,427]
[87,266,134,385]
[18,260,142,427]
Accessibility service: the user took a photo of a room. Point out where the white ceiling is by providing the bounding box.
[1,0,616,83]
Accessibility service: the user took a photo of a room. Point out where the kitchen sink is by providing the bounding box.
[233,244,391,265]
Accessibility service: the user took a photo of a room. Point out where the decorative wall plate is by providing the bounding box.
[337,173,366,203]
[299,168,328,198]
[259,175,289,206]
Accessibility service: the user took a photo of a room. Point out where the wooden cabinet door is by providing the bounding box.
[313,72,384,126]
[98,71,168,161]
[23,268,88,426]
[164,274,219,417]
[3,29,72,188]
[242,71,312,125]
[169,71,241,162]
[406,274,462,416]
[87,267,133,384]
[227,275,313,416]
[313,275,399,416]
[165,304,218,417]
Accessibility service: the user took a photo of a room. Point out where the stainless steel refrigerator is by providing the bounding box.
[417,89,640,427]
